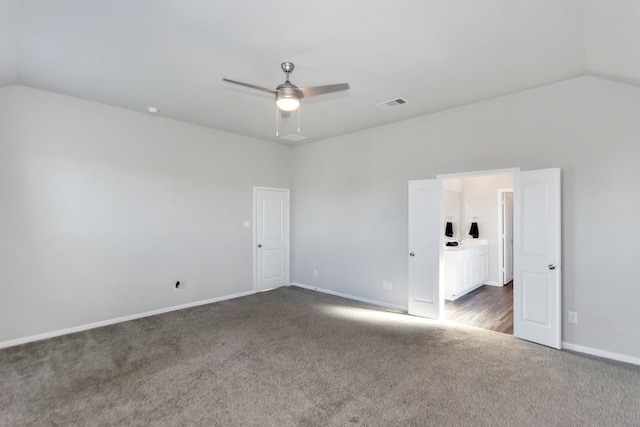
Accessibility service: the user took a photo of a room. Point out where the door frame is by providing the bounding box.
[253,186,290,292]
[409,167,562,349]
[497,188,514,286]
[411,168,518,319]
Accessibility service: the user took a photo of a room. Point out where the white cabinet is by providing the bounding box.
[444,244,489,301]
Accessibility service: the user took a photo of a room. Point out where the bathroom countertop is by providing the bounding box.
[444,240,488,251]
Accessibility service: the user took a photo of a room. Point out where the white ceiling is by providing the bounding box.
[1,0,638,144]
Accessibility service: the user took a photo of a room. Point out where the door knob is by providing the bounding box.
[257,244,262,248]
[409,252,415,257]
[548,264,556,270]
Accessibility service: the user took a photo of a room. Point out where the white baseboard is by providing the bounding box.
[292,283,640,366]
[290,282,408,312]
[562,342,640,366]
[484,281,501,287]
[0,290,255,350]
[6,286,637,368]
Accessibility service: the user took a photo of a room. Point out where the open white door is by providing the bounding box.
[502,191,514,284]
[408,179,442,318]
[513,169,561,348]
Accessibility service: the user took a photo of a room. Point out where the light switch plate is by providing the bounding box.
[243,221,251,229]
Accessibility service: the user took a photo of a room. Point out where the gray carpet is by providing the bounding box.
[1,287,639,426]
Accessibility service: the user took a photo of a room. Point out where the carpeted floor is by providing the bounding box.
[1,286,639,426]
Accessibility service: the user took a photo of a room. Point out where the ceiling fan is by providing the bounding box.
[223,62,350,112]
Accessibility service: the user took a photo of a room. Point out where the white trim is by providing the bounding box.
[438,167,520,181]
[484,280,501,287]
[0,290,255,350]
[497,188,513,286]
[562,342,640,366]
[253,186,289,191]
[290,282,408,312]
[293,284,639,367]
[253,188,258,292]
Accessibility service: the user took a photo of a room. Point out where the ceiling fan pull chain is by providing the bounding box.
[275,104,279,136]
[297,104,301,133]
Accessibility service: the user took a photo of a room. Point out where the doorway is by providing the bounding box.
[441,174,514,334]
[407,168,562,349]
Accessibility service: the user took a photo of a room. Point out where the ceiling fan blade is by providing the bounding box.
[299,83,350,98]
[222,77,277,94]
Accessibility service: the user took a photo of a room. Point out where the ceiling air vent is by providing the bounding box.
[376,98,408,110]
[280,133,307,142]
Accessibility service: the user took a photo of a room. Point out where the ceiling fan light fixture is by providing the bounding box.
[275,86,301,111]
[276,96,300,111]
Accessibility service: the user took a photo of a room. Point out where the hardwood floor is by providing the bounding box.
[445,282,513,334]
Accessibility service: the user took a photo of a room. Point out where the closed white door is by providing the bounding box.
[408,179,442,319]
[503,191,514,284]
[513,169,561,349]
[255,187,289,292]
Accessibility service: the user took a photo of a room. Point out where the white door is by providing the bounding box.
[254,187,290,292]
[503,191,514,284]
[513,169,561,349]
[408,179,442,318]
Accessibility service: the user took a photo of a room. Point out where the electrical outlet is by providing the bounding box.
[387,282,393,290]
[568,311,578,324]
[382,281,387,290]
[313,269,318,277]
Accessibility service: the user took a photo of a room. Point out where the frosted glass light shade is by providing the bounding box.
[276,97,300,111]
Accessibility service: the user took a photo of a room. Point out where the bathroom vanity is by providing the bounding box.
[444,241,489,301]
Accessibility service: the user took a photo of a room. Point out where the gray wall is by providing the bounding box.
[0,85,291,343]
[0,0,19,87]
[292,76,640,360]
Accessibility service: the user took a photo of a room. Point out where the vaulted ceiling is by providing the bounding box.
[1,1,639,144]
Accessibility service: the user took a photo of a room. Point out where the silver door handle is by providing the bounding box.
[409,252,415,257]
[548,264,556,270]
[257,244,262,248]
